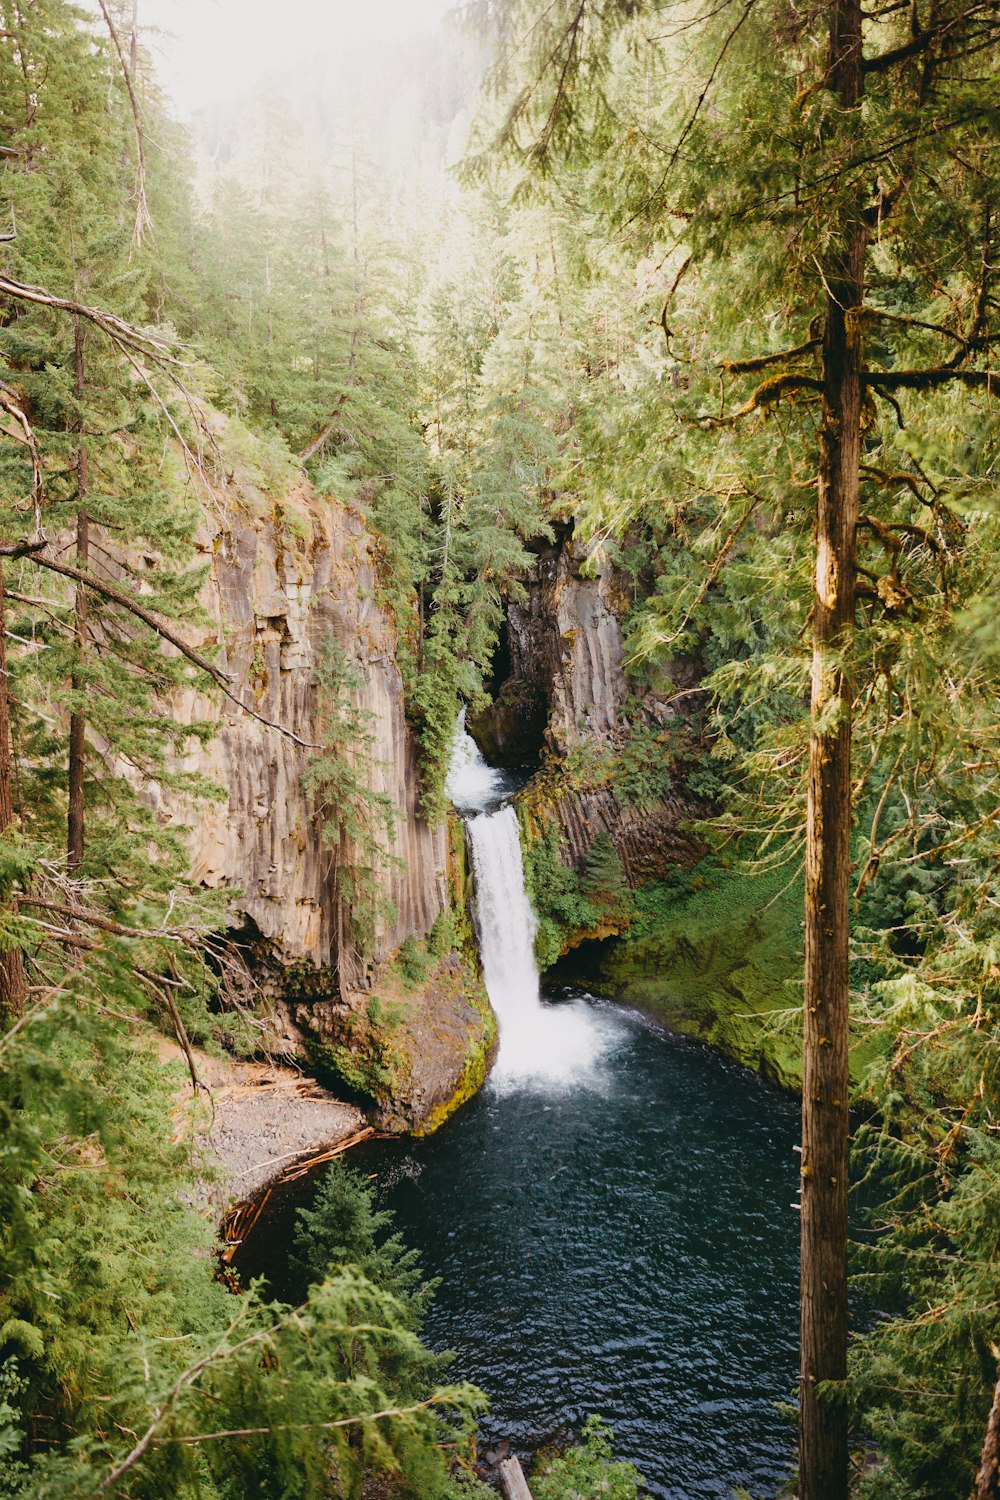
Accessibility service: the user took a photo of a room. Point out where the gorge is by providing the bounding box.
[1,3,997,1498]
[239,725,802,1497]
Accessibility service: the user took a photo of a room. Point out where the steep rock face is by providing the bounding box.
[527,530,628,751]
[473,524,704,881]
[159,479,448,992]
[471,528,627,765]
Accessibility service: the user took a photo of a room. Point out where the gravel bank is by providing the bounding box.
[162,1044,366,1207]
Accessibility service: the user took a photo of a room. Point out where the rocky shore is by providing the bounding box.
[161,1042,365,1208]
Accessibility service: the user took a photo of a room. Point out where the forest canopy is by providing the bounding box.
[0,0,998,1497]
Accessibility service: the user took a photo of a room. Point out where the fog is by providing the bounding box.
[134,0,460,117]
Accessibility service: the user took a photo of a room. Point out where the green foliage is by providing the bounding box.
[309,1001,410,1111]
[291,1162,439,1355]
[397,934,433,991]
[581,833,634,926]
[531,1416,644,1500]
[0,960,482,1499]
[427,909,459,961]
[519,817,599,969]
[303,636,400,961]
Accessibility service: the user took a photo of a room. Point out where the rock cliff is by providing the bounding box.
[149,461,448,994]
[472,523,704,887]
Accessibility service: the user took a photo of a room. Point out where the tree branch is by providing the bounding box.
[702,371,823,425]
[0,273,177,363]
[864,367,999,393]
[95,0,152,248]
[19,549,318,748]
[722,335,821,376]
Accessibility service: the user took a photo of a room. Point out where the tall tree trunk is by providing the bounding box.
[0,560,26,1019]
[68,317,89,872]
[799,0,865,1496]
[975,1370,1000,1500]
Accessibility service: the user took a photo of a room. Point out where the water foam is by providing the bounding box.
[449,723,618,1090]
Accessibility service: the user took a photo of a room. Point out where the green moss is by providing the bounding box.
[307,1004,411,1110]
[412,992,497,1138]
[518,808,634,966]
[446,811,477,959]
[282,959,339,1005]
[590,862,807,1090]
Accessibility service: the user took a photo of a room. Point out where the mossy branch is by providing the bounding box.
[702,372,824,427]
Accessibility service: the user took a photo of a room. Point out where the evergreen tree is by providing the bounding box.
[469,1,1000,1493]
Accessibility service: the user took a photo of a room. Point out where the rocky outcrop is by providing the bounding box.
[298,950,497,1137]
[149,461,448,994]
[471,526,628,764]
[473,523,705,884]
[548,781,703,887]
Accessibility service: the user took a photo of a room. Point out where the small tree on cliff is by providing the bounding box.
[467,1,1000,1494]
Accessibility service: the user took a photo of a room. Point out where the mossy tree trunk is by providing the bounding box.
[799,0,865,1493]
[67,315,89,872]
[0,560,25,1018]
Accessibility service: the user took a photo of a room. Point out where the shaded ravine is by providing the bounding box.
[245,727,801,1497]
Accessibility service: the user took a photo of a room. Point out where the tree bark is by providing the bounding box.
[799,0,865,1496]
[68,317,88,871]
[0,560,26,1018]
[975,1371,1000,1500]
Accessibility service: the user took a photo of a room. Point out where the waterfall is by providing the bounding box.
[466,804,543,1039]
[447,720,614,1088]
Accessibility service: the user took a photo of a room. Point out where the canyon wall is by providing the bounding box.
[472,525,705,886]
[150,469,448,994]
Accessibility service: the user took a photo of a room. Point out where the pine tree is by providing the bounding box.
[469,2,1000,1494]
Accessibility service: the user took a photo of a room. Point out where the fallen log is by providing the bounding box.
[498,1455,533,1500]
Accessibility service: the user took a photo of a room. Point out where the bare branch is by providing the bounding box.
[0,273,178,363]
[95,0,152,248]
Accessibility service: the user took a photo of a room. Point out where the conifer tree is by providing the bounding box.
[470,2,1000,1494]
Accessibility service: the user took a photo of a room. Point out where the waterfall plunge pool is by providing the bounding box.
[433,728,798,1495]
[350,1000,800,1500]
[239,996,801,1499]
[242,727,802,1496]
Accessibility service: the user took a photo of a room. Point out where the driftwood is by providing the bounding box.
[218,1125,382,1264]
[498,1456,534,1500]
[275,1126,384,1184]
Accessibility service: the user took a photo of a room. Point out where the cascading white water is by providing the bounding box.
[446,720,616,1088]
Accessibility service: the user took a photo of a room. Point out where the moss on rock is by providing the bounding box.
[577,863,807,1091]
[299,946,496,1135]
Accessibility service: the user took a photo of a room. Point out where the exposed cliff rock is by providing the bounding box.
[297,950,497,1136]
[472,523,705,893]
[133,434,495,1136]
[470,526,628,765]
[155,466,448,993]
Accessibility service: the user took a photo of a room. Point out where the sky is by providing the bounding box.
[135,0,460,117]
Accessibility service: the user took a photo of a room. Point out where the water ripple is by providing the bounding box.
[351,1000,800,1499]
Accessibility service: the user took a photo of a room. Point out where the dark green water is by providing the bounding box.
[348,992,801,1499]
